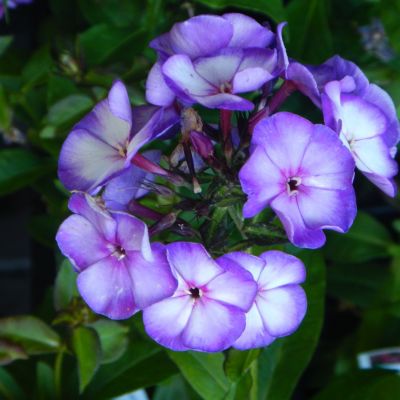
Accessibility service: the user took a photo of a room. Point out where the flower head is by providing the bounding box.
[239,112,357,249]
[218,251,306,350]
[146,13,287,110]
[143,242,257,352]
[56,192,177,319]
[58,81,179,194]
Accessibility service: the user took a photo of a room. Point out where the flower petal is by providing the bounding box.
[77,256,137,319]
[146,62,176,106]
[56,215,111,271]
[223,13,274,48]
[207,257,257,312]
[219,252,265,282]
[107,80,132,123]
[182,298,245,352]
[166,242,223,287]
[125,244,177,309]
[58,128,126,192]
[233,303,275,350]
[258,250,306,290]
[257,285,307,337]
[143,296,193,351]
[270,192,326,249]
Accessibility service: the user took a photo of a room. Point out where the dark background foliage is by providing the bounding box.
[0,0,400,399]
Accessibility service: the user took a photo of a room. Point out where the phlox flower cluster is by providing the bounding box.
[56,13,399,352]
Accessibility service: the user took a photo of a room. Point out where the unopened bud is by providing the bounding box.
[190,130,214,159]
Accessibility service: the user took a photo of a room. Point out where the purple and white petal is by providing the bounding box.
[223,13,274,48]
[56,215,111,271]
[125,244,177,309]
[77,256,137,320]
[219,252,265,282]
[169,15,232,59]
[181,298,246,352]
[146,62,176,106]
[233,303,275,350]
[166,242,223,287]
[258,250,306,290]
[143,296,193,351]
[257,285,307,337]
[207,258,257,312]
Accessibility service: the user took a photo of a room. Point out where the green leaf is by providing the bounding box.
[256,250,326,400]
[53,259,78,311]
[224,348,261,382]
[46,75,78,107]
[324,211,392,263]
[0,316,61,355]
[0,148,55,196]
[72,326,101,393]
[286,0,333,63]
[36,362,56,400]
[89,320,129,364]
[0,84,11,130]
[0,340,28,366]
[78,24,148,67]
[312,371,400,400]
[46,94,94,127]
[193,0,285,22]
[0,367,26,400]
[22,46,53,86]
[153,375,201,400]
[168,351,231,400]
[0,36,13,57]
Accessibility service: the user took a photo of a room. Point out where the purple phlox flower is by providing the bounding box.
[146,13,286,109]
[321,75,399,196]
[58,80,179,194]
[218,251,306,350]
[239,112,357,249]
[102,149,161,212]
[56,192,177,319]
[143,242,257,352]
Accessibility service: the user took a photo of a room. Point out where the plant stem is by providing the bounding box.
[54,348,64,400]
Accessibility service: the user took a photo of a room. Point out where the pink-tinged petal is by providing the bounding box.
[125,245,177,309]
[257,285,307,337]
[56,215,111,271]
[169,15,232,59]
[108,80,132,123]
[258,251,306,289]
[194,52,242,87]
[233,68,274,94]
[143,296,193,351]
[270,193,326,249]
[77,256,137,320]
[297,186,356,233]
[252,113,314,175]
[182,298,245,352]
[58,128,126,193]
[103,150,161,211]
[340,94,387,140]
[112,212,152,260]
[68,192,116,242]
[239,146,284,218]
[300,124,355,187]
[162,54,215,97]
[233,304,275,350]
[219,252,265,282]
[166,242,223,287]
[196,93,254,111]
[207,258,257,312]
[223,13,274,48]
[146,62,176,106]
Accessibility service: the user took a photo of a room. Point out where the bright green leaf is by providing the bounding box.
[224,348,261,382]
[72,326,101,393]
[36,362,56,400]
[53,259,78,311]
[89,320,129,364]
[168,351,231,400]
[0,316,60,355]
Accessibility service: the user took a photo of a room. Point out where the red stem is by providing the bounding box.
[220,109,233,162]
